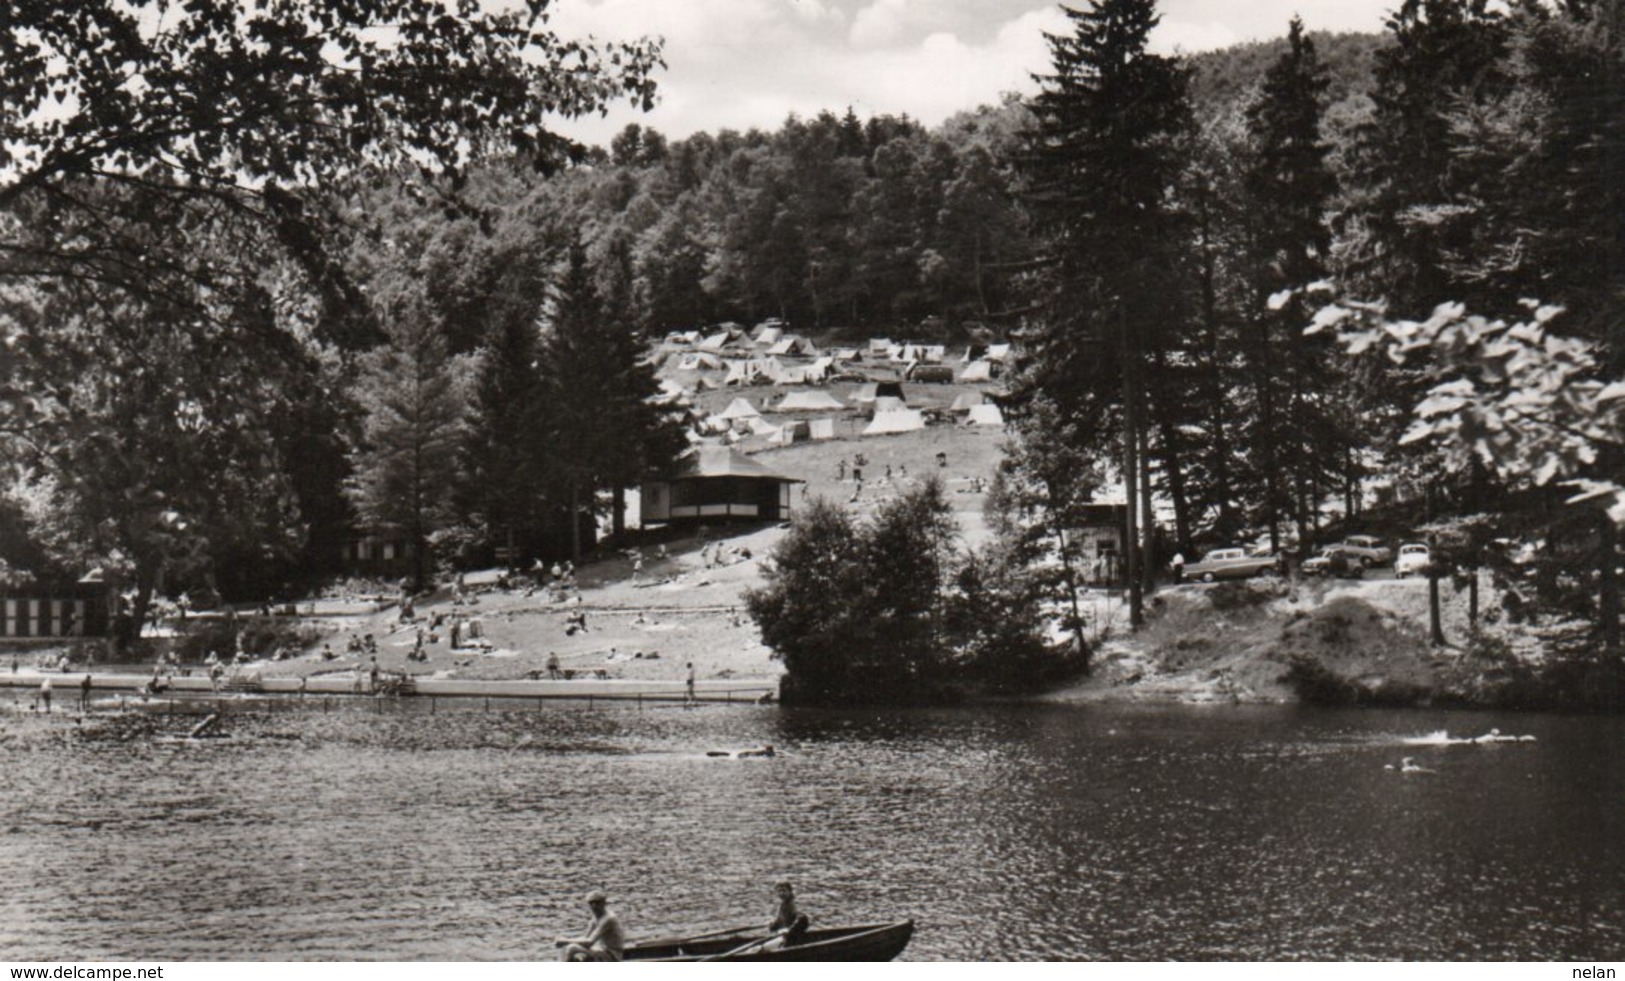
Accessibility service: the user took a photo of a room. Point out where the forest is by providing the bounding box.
[2,0,1623,683]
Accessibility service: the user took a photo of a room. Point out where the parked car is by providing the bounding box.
[1183,547,1280,583]
[1394,543,1432,578]
[1302,546,1366,579]
[1335,535,1393,568]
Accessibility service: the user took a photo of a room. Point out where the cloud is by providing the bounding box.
[543,0,1389,146]
[849,0,912,48]
[789,0,846,27]
[1150,19,1240,55]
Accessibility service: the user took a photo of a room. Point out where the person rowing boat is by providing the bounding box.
[556,889,625,962]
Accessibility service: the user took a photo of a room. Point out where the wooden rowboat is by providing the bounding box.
[624,920,913,962]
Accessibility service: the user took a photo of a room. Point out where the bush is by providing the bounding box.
[748,481,1071,704]
[172,617,323,663]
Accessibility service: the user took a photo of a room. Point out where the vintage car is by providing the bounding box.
[1335,535,1393,568]
[1394,543,1432,577]
[1183,547,1280,583]
[1302,546,1367,579]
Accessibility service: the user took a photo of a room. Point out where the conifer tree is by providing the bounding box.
[345,285,472,591]
[1242,17,1349,554]
[537,237,683,559]
[1018,0,1193,626]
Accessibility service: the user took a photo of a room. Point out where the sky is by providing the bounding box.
[546,0,1395,146]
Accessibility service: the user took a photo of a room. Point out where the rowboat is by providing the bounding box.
[624,920,913,962]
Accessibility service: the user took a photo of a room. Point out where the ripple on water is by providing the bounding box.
[1,700,1621,960]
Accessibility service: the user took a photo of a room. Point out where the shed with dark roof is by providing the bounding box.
[640,446,804,524]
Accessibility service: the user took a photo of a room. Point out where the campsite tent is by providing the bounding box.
[717,398,761,421]
[698,326,748,352]
[863,410,926,435]
[777,390,845,412]
[872,396,907,415]
[985,343,1013,363]
[959,360,994,383]
[808,418,837,440]
[849,381,904,404]
[950,392,985,413]
[677,352,725,371]
[804,357,835,382]
[767,335,817,356]
[748,416,782,438]
[966,403,1005,427]
[754,326,784,346]
[724,358,783,386]
[774,420,811,445]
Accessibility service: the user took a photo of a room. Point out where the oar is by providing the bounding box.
[641,923,756,947]
[700,933,778,962]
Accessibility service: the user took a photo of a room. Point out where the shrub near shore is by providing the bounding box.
[746,480,1072,706]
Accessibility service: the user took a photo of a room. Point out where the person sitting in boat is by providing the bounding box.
[556,889,625,962]
[764,881,810,949]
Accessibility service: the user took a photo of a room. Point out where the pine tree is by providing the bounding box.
[1343,0,1512,314]
[1242,17,1350,554]
[537,237,684,559]
[344,287,471,591]
[1018,0,1193,627]
[461,311,548,563]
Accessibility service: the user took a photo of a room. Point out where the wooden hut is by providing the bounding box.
[640,446,803,525]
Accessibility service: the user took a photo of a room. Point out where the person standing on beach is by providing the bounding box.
[79,672,92,711]
[685,662,696,704]
[39,678,52,713]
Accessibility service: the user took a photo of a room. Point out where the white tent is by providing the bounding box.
[748,416,782,438]
[808,418,837,440]
[863,410,926,435]
[804,357,835,382]
[724,358,784,386]
[950,391,984,412]
[718,398,761,421]
[678,352,725,371]
[754,326,784,346]
[774,420,811,445]
[959,360,994,383]
[767,335,817,356]
[777,390,845,412]
[872,396,907,415]
[868,337,893,354]
[966,403,1005,427]
[985,343,1013,363]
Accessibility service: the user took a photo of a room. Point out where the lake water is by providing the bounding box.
[2,695,1622,960]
